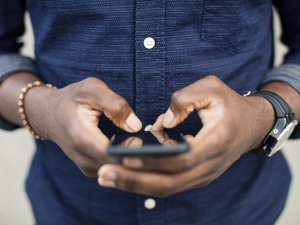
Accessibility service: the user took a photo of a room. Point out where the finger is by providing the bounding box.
[151,114,165,131]
[81,78,142,133]
[190,122,234,166]
[67,109,112,163]
[122,125,224,173]
[122,151,196,173]
[185,158,233,190]
[150,130,168,144]
[98,158,226,197]
[162,139,178,146]
[98,164,178,197]
[72,154,106,177]
[129,137,143,148]
[162,77,220,128]
[184,134,194,143]
[120,137,136,147]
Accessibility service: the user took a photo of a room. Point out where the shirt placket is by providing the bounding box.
[134,1,166,224]
[134,0,166,125]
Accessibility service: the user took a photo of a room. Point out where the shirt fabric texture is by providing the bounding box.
[1,1,300,225]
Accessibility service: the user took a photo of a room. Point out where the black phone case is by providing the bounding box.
[107,132,189,157]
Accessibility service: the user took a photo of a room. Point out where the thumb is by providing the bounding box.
[162,92,196,128]
[162,108,177,128]
[123,113,143,133]
[162,105,194,129]
[75,77,142,133]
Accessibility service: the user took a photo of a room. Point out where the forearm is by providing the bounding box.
[0,72,41,126]
[261,81,300,122]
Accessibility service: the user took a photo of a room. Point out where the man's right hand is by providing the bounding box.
[25,77,142,176]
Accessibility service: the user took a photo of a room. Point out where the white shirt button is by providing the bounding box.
[144,198,156,209]
[144,37,155,49]
[144,124,152,132]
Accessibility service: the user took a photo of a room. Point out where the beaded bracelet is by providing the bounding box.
[18,81,56,140]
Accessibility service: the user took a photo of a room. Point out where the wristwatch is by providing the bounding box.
[247,91,298,156]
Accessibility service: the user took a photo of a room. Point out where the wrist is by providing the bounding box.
[244,96,275,150]
[246,90,297,156]
[24,85,57,140]
[261,82,300,121]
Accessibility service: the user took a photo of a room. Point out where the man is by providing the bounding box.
[0,1,299,224]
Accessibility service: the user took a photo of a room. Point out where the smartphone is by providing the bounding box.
[107,130,189,157]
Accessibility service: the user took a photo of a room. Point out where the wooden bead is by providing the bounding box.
[18,107,24,113]
[18,100,23,106]
[21,87,27,93]
[20,113,26,120]
[18,81,56,140]
[19,93,24,100]
[33,81,41,86]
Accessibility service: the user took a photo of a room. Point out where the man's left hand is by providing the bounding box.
[98,75,275,197]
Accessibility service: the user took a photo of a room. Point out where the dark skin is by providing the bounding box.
[1,72,299,196]
[0,72,142,176]
[98,76,300,197]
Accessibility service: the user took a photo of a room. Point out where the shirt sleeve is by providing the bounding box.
[0,0,38,131]
[261,1,300,138]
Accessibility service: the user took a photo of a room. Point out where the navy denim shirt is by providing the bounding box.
[1,1,300,224]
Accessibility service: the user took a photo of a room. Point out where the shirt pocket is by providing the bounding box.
[200,0,267,54]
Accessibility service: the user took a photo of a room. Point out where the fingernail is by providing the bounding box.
[144,124,152,131]
[98,166,117,188]
[126,113,142,132]
[98,177,116,188]
[123,157,143,169]
[163,109,175,127]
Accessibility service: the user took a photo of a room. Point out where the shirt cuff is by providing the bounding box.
[0,54,38,131]
[261,63,300,139]
[262,63,300,94]
[0,53,38,81]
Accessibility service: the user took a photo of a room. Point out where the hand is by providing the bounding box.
[98,75,274,197]
[25,77,142,176]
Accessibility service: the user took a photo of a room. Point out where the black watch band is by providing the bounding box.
[251,91,295,121]
[248,91,297,156]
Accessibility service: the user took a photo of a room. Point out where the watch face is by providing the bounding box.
[270,120,298,156]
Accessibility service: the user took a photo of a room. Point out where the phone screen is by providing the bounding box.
[112,131,185,146]
[108,130,189,156]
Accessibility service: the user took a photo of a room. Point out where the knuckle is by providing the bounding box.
[115,97,128,110]
[170,91,189,112]
[204,75,225,90]
[154,179,175,197]
[121,174,137,193]
[205,163,221,177]
[180,155,197,170]
[171,91,185,106]
[78,77,106,96]
[84,77,98,84]
[206,75,220,82]
[110,97,131,120]
[206,75,222,85]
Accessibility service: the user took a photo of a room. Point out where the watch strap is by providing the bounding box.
[248,91,296,156]
[250,91,293,121]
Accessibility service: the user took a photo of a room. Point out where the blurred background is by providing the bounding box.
[0,9,299,225]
